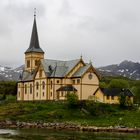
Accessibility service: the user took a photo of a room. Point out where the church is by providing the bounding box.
[17,14,101,101]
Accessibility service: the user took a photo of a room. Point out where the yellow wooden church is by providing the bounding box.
[17,15,100,101]
[17,15,134,104]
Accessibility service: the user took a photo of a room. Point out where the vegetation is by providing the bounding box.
[0,96,140,127]
[0,76,139,128]
[66,92,78,108]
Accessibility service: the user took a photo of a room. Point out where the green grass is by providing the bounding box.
[0,97,140,128]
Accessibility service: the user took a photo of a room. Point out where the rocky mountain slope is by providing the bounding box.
[0,65,24,81]
[98,60,140,80]
[0,60,139,81]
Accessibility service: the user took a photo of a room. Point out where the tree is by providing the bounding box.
[119,92,132,107]
[66,92,78,108]
[119,92,126,107]
[109,79,129,89]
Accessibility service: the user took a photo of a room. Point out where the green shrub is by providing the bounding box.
[66,92,78,108]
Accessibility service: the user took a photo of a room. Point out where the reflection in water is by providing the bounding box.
[0,129,140,140]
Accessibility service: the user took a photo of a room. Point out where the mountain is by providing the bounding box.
[0,65,24,81]
[98,60,140,80]
[0,60,139,81]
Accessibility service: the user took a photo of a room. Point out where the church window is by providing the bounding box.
[61,91,64,97]
[50,81,53,89]
[27,60,30,68]
[30,84,32,94]
[73,80,75,84]
[36,82,39,90]
[111,96,114,100]
[88,73,93,80]
[43,92,45,97]
[36,92,38,97]
[57,80,59,84]
[25,84,27,94]
[77,79,80,84]
[42,81,45,90]
[18,92,20,97]
[107,96,110,100]
[50,92,52,97]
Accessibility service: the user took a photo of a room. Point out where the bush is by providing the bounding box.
[66,92,78,108]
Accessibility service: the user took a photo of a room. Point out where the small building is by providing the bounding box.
[17,14,100,101]
[94,88,134,104]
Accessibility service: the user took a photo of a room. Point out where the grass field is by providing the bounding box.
[0,96,140,128]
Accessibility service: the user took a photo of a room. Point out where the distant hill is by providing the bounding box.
[98,60,140,80]
[0,65,24,81]
[0,60,139,81]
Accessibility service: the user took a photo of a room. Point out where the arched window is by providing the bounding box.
[36,82,39,90]
[51,81,52,89]
[25,84,27,94]
[42,81,45,90]
[27,60,30,68]
[18,92,20,97]
[30,84,32,94]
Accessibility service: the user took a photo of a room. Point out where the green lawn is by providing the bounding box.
[0,98,140,128]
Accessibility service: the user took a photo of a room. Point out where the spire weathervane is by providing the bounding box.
[34,8,36,18]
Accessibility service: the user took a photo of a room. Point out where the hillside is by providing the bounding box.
[98,60,140,80]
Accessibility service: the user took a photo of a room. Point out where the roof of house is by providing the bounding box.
[100,88,134,97]
[41,59,81,77]
[56,85,77,91]
[18,69,36,82]
[72,64,91,77]
[25,17,44,54]
[19,57,99,81]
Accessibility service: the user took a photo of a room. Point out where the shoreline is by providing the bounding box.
[0,120,140,133]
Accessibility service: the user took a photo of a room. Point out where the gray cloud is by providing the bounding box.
[0,0,139,68]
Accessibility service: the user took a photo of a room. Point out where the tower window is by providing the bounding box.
[27,60,30,68]
[35,60,38,66]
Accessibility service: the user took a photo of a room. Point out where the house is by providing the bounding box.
[94,88,134,104]
[17,14,100,101]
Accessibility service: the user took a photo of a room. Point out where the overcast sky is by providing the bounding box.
[0,0,140,68]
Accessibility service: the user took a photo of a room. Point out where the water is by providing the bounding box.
[0,128,140,140]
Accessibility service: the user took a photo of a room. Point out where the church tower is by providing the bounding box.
[25,12,44,72]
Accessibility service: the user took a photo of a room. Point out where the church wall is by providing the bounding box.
[81,71,99,100]
[17,82,24,101]
[22,82,34,101]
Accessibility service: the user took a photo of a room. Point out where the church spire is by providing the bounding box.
[25,9,44,54]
